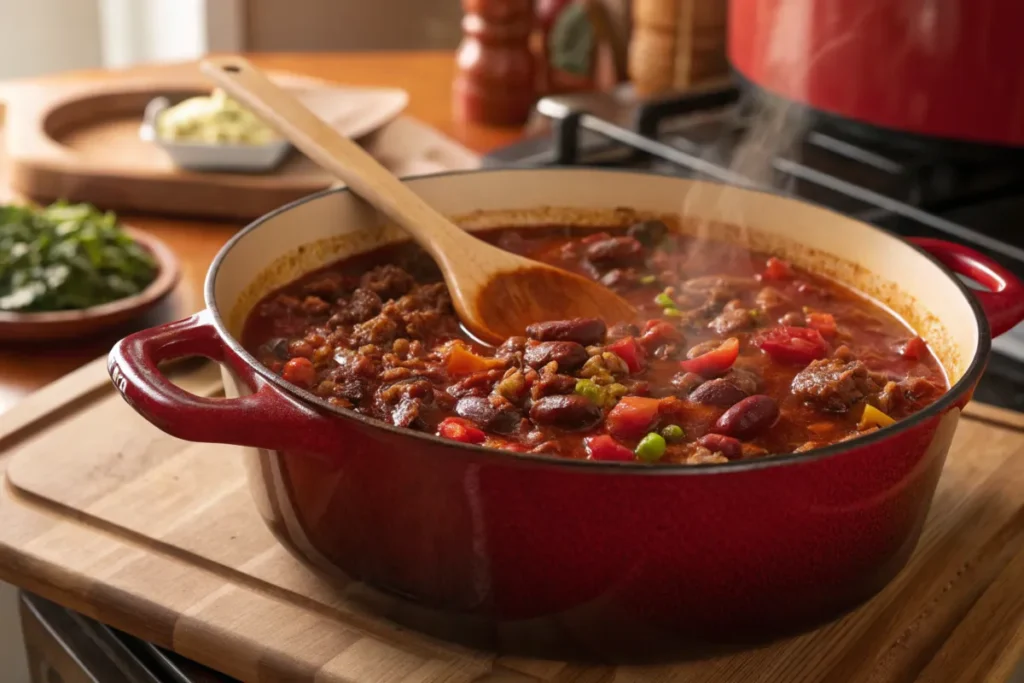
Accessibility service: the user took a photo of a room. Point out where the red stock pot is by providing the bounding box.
[108,169,1024,652]
[728,0,1024,148]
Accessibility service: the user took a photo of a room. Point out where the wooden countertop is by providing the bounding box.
[0,51,523,415]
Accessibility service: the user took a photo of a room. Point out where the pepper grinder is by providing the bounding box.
[453,0,536,126]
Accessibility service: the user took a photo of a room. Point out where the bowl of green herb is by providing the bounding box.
[0,201,179,340]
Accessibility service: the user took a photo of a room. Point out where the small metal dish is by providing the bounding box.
[140,96,292,173]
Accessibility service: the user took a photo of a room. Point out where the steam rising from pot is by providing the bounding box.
[678,0,813,271]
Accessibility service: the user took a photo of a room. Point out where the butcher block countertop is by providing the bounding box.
[0,52,1022,682]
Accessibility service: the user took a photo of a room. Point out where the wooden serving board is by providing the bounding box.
[0,357,1021,682]
[0,63,463,220]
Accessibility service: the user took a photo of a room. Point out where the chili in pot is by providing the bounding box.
[242,222,947,464]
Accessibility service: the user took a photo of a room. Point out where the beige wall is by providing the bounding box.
[243,0,464,52]
[0,0,103,78]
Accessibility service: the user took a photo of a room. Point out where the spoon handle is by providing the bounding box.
[199,56,472,261]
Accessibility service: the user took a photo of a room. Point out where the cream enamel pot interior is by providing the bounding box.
[108,169,1024,652]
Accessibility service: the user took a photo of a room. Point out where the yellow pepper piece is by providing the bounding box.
[859,404,895,430]
[446,345,504,376]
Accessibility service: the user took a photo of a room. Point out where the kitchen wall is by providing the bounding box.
[0,0,104,79]
[99,0,208,68]
[243,0,463,51]
[0,0,208,80]
[0,0,474,79]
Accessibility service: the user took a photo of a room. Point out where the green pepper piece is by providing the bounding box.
[574,378,604,405]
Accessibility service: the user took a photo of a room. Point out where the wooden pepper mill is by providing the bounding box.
[453,0,537,126]
[629,0,729,95]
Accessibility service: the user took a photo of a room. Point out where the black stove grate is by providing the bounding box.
[519,85,1024,272]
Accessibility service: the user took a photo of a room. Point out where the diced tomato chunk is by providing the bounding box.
[754,326,828,364]
[678,337,739,377]
[606,336,646,373]
[437,417,486,444]
[584,434,635,462]
[806,312,837,338]
[762,256,793,281]
[282,357,316,388]
[901,336,928,360]
[606,396,661,439]
[640,319,681,350]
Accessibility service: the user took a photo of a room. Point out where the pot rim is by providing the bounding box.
[204,167,990,475]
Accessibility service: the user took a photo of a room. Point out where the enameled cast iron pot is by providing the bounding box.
[108,169,1024,647]
[728,0,1024,149]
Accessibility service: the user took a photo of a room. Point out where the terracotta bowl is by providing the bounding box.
[108,169,1024,654]
[0,228,179,342]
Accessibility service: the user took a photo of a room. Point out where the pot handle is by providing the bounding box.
[107,310,338,455]
[910,238,1024,338]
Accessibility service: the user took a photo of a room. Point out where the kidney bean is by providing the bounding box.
[496,335,528,359]
[530,373,578,399]
[585,236,645,268]
[713,395,780,439]
[600,268,638,290]
[455,396,522,434]
[723,367,761,395]
[671,371,705,395]
[627,219,668,247]
[689,378,748,407]
[697,433,743,460]
[529,395,602,431]
[526,318,607,346]
[524,341,589,371]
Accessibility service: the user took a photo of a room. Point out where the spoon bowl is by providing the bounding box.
[199,56,636,343]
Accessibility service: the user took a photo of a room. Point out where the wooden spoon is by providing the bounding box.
[200,56,636,344]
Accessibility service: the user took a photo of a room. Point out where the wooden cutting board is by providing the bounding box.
[0,356,1021,682]
[0,63,426,220]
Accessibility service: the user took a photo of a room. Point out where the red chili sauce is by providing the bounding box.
[242,221,947,464]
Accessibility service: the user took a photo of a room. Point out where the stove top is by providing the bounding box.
[485,83,1024,411]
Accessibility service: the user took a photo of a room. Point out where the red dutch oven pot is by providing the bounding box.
[108,169,1024,651]
[728,0,1024,148]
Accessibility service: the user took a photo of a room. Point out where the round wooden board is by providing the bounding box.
[1,63,408,221]
[0,227,180,341]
